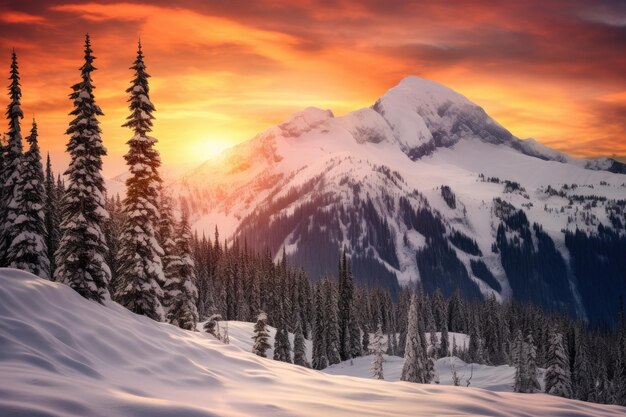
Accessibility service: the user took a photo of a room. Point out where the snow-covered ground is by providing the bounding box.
[218,321,519,392]
[2,269,622,417]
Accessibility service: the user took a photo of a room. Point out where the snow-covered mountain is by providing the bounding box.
[172,77,626,324]
[1,269,622,417]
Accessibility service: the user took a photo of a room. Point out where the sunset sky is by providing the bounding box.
[1,0,625,177]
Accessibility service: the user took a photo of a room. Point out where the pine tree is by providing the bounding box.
[163,211,199,330]
[54,35,111,301]
[513,330,525,393]
[544,330,572,398]
[0,50,24,267]
[440,320,450,357]
[371,322,384,380]
[251,312,271,358]
[525,333,540,393]
[362,325,370,354]
[273,325,292,363]
[401,293,427,383]
[114,41,165,321]
[338,249,354,361]
[293,319,309,367]
[104,195,124,293]
[44,153,59,276]
[203,312,221,338]
[572,328,593,401]
[157,191,176,288]
[612,330,626,406]
[325,279,341,365]
[468,316,482,364]
[6,120,49,277]
[312,287,329,370]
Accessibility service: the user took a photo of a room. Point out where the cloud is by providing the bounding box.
[0,11,47,24]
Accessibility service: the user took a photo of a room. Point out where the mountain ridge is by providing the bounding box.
[170,76,626,324]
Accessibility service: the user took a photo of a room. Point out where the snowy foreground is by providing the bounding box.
[0,269,623,417]
[222,321,519,392]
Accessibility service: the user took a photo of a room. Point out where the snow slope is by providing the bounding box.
[1,269,623,417]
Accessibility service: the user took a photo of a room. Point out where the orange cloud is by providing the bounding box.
[0,11,46,24]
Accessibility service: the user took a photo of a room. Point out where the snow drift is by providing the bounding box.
[0,268,623,417]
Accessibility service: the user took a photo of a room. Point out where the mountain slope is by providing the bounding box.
[172,76,626,323]
[0,269,622,417]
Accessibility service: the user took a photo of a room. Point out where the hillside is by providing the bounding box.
[170,77,626,324]
[0,268,622,417]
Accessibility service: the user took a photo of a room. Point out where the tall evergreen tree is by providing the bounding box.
[371,322,385,380]
[44,153,59,276]
[468,315,482,364]
[401,293,427,383]
[338,249,354,361]
[293,319,309,367]
[573,328,593,401]
[157,191,176,288]
[0,50,24,266]
[312,287,329,370]
[440,319,450,358]
[163,211,199,330]
[273,296,292,364]
[114,41,165,320]
[544,330,572,398]
[513,330,525,392]
[54,35,111,301]
[525,333,540,393]
[362,325,370,354]
[6,120,49,277]
[612,330,626,406]
[325,279,341,365]
[251,312,271,358]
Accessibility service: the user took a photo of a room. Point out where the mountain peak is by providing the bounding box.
[388,76,471,105]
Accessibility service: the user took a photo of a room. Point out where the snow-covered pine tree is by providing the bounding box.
[468,315,482,364]
[440,319,450,357]
[525,333,540,393]
[452,335,458,357]
[325,279,341,365]
[104,195,124,292]
[44,153,59,276]
[251,312,271,358]
[361,325,370,354]
[0,50,24,267]
[54,35,111,301]
[312,286,329,370]
[163,211,199,330]
[203,312,221,338]
[572,327,594,401]
[349,314,362,359]
[338,249,354,361]
[371,323,384,380]
[544,329,572,398]
[114,40,165,321]
[157,191,176,287]
[273,326,292,363]
[401,292,427,383]
[612,331,626,406]
[293,318,309,367]
[513,330,525,392]
[6,120,50,277]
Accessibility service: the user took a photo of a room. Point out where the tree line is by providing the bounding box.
[0,36,199,330]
